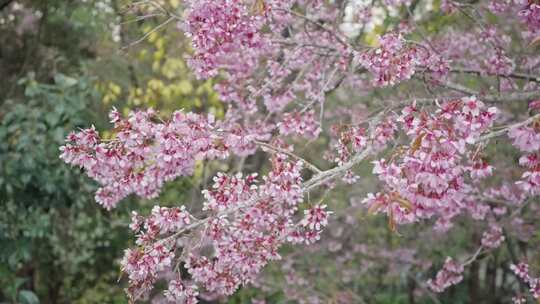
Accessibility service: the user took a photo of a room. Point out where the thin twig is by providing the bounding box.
[450,67,540,83]
[121,13,164,24]
[121,16,173,50]
[478,114,540,142]
[462,246,484,267]
[255,141,322,173]
[276,8,353,50]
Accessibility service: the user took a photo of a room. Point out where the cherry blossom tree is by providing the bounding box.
[61,0,540,303]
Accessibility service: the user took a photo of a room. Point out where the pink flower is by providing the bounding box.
[512,295,527,304]
[184,0,268,79]
[342,170,360,184]
[357,33,418,87]
[202,172,258,211]
[462,96,484,117]
[519,4,540,34]
[60,109,239,209]
[517,170,540,195]
[511,262,540,299]
[367,97,497,225]
[470,159,494,179]
[488,0,511,14]
[511,262,530,281]
[530,100,540,111]
[508,126,540,153]
[264,89,295,113]
[484,48,514,76]
[121,243,175,301]
[149,206,191,234]
[278,110,322,140]
[129,211,144,233]
[301,204,333,230]
[531,279,540,299]
[481,225,505,249]
[519,153,539,168]
[164,280,199,304]
[427,257,464,293]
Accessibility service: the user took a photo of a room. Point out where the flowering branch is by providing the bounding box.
[60,0,540,302]
[254,140,322,173]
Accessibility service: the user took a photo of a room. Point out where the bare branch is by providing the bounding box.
[478,114,540,142]
[450,67,540,83]
[275,8,356,50]
[436,81,540,103]
[121,16,174,50]
[255,141,322,173]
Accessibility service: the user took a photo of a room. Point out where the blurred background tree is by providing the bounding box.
[0,1,219,303]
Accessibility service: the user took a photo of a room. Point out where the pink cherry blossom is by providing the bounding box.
[301,204,333,231]
[60,109,229,209]
[357,33,418,87]
[511,262,540,299]
[278,110,322,140]
[481,224,505,249]
[508,126,540,153]
[184,0,268,79]
[164,280,199,304]
[427,257,464,293]
[519,3,540,34]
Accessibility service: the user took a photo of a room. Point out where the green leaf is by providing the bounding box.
[19,290,40,304]
[54,74,78,88]
[45,112,61,127]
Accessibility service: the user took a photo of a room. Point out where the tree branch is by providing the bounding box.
[158,146,374,244]
[450,67,540,83]
[255,141,322,173]
[478,114,540,142]
[438,81,540,103]
[121,16,173,50]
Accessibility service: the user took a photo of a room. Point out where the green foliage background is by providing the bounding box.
[0,0,214,303]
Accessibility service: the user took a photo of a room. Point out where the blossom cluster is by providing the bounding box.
[118,153,336,300]
[60,108,274,209]
[202,172,258,211]
[287,204,333,245]
[301,204,332,231]
[364,96,498,225]
[121,244,175,300]
[121,205,193,299]
[508,117,540,195]
[186,155,314,295]
[278,110,322,140]
[180,0,356,118]
[481,224,505,249]
[518,3,540,34]
[434,27,516,79]
[184,0,269,79]
[130,206,191,243]
[487,0,512,14]
[427,257,465,293]
[357,33,418,87]
[60,109,228,209]
[510,262,540,299]
[331,116,397,167]
[164,280,199,304]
